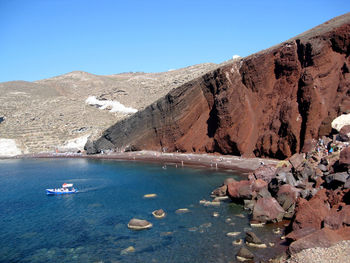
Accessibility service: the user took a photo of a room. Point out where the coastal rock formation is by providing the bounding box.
[0,63,217,154]
[89,13,350,158]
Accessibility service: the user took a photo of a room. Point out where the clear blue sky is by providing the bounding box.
[0,0,348,82]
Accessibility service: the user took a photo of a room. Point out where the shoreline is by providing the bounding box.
[3,150,279,173]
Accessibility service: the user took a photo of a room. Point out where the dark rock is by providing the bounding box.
[320,158,329,166]
[84,140,97,154]
[318,164,328,172]
[276,184,300,219]
[298,163,315,180]
[325,172,349,189]
[252,197,285,223]
[344,178,350,189]
[289,153,305,170]
[252,164,277,183]
[340,147,350,166]
[211,185,227,197]
[268,178,283,197]
[125,145,141,152]
[236,247,254,261]
[339,125,350,142]
[245,231,264,245]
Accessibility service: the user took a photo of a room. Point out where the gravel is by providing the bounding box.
[286,240,350,263]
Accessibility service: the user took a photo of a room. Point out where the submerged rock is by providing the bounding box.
[127,218,153,230]
[236,247,254,262]
[176,208,190,213]
[245,231,267,248]
[121,246,135,255]
[152,209,166,218]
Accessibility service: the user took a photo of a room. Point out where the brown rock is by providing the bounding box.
[339,125,350,141]
[252,179,268,192]
[252,197,285,223]
[253,164,277,183]
[339,147,350,166]
[289,153,305,170]
[324,205,350,230]
[90,14,350,159]
[289,227,350,254]
[227,180,253,200]
[291,189,330,232]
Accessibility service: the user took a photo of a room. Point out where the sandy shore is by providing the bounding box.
[9,150,279,173]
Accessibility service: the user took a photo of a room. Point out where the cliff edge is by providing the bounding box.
[89,13,350,159]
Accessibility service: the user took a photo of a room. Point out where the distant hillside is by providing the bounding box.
[0,63,218,155]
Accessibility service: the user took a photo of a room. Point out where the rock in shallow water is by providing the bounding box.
[127,218,153,230]
[152,209,166,218]
[236,247,254,261]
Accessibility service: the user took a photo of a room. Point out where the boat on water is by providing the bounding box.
[46,183,78,195]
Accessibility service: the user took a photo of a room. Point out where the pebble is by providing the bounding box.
[226,232,241,237]
[143,193,157,198]
[286,240,350,263]
[176,208,190,213]
[121,246,135,255]
[212,212,219,217]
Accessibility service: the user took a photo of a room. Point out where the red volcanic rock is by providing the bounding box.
[324,205,350,230]
[289,153,305,169]
[339,125,350,141]
[252,179,268,192]
[227,180,253,200]
[252,164,277,183]
[89,14,350,159]
[252,197,285,223]
[291,189,330,232]
[288,227,350,254]
[339,146,350,166]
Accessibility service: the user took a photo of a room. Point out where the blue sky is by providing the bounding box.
[0,0,348,82]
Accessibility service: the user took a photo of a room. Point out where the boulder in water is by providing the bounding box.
[127,218,153,230]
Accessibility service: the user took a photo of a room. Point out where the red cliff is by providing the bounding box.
[88,13,350,158]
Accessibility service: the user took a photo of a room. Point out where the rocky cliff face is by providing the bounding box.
[89,13,350,158]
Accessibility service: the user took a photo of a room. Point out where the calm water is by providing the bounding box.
[0,159,282,263]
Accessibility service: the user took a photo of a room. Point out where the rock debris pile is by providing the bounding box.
[212,125,350,260]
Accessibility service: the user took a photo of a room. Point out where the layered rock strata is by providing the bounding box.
[89,13,350,158]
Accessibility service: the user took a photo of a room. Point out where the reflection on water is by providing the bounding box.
[0,159,283,262]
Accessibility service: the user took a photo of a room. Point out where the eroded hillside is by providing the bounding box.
[0,63,218,155]
[89,13,350,158]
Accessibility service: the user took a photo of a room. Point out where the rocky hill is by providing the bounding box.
[89,13,350,159]
[0,63,218,155]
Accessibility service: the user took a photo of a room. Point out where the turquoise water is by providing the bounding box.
[0,159,282,263]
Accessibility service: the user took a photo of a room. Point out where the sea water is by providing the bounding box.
[0,159,283,263]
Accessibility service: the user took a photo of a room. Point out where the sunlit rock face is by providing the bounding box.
[90,13,350,158]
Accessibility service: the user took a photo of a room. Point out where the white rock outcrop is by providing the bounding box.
[331,114,350,132]
[0,138,22,157]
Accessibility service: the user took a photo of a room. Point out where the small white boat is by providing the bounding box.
[46,183,78,195]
